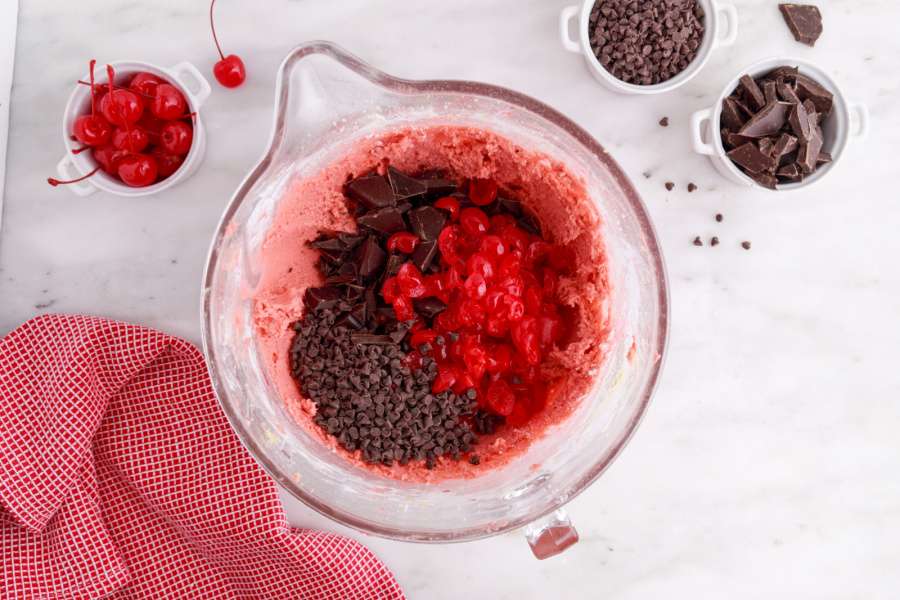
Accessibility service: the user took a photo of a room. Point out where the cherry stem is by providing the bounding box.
[210,0,226,60]
[88,59,97,116]
[48,166,100,187]
[77,80,155,100]
[107,64,115,97]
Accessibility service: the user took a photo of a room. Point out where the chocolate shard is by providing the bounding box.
[497,196,523,216]
[413,297,447,320]
[727,142,778,174]
[738,101,792,138]
[776,79,801,104]
[817,151,833,165]
[423,178,457,197]
[344,284,365,302]
[772,133,799,160]
[768,66,799,81]
[721,98,746,132]
[776,163,802,181]
[797,128,824,174]
[759,137,775,156]
[309,236,345,253]
[346,175,396,210]
[763,80,778,104]
[384,253,404,277]
[408,206,447,241]
[788,101,811,141]
[355,236,386,280]
[750,171,778,189]
[795,74,833,115]
[518,210,542,236]
[410,239,438,272]
[779,3,823,47]
[738,74,767,111]
[350,333,394,345]
[387,166,428,201]
[364,286,377,318]
[304,286,342,311]
[337,233,364,249]
[722,130,754,149]
[357,207,407,235]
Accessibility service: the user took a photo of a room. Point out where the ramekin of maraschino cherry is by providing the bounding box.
[52,59,212,196]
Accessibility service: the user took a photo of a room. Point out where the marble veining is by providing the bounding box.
[2,0,899,597]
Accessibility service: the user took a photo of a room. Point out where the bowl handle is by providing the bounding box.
[168,61,212,108]
[559,5,582,54]
[55,155,97,197]
[524,508,579,559]
[713,3,739,48]
[849,102,869,140]
[690,108,716,156]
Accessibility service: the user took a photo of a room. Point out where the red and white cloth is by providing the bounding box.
[0,315,405,599]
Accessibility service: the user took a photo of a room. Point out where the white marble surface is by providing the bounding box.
[2,0,899,597]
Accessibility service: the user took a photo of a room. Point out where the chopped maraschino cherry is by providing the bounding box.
[72,60,111,147]
[209,0,246,88]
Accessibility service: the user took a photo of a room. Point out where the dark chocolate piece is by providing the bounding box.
[749,172,778,189]
[758,137,774,156]
[387,166,428,201]
[788,102,811,141]
[413,297,447,319]
[795,74,833,115]
[798,129,823,174]
[309,235,345,253]
[721,98,746,132]
[727,142,778,174]
[423,178,457,197]
[346,175,396,210]
[722,130,754,150]
[350,333,394,345]
[817,152,832,165]
[410,239,438,272]
[779,4,823,47]
[772,133,799,160]
[304,286,342,311]
[384,253,404,277]
[357,207,407,235]
[355,236,386,279]
[767,66,799,81]
[408,206,447,241]
[497,196,523,216]
[776,163,802,181]
[738,101,791,138]
[763,80,778,104]
[776,80,801,104]
[738,75,767,111]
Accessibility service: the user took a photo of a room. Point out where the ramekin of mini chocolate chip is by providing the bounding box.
[559,0,737,94]
[689,57,868,191]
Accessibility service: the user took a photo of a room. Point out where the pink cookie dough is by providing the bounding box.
[251,125,610,481]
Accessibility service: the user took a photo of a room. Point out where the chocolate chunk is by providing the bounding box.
[387,166,428,201]
[779,4,823,47]
[758,137,774,156]
[309,235,345,253]
[357,207,407,235]
[423,178,457,197]
[795,74,833,115]
[408,206,447,241]
[346,175,395,210]
[763,80,778,104]
[338,233,364,249]
[722,130,754,150]
[797,128,823,174]
[350,333,393,345]
[738,75,767,111]
[772,133,799,161]
[768,66,799,81]
[721,98,746,132]
[413,297,447,319]
[817,151,833,165]
[776,163,802,181]
[738,101,792,138]
[497,196,523,216]
[776,80,801,104]
[410,239,437,272]
[355,236,386,279]
[788,102,811,141]
[727,143,777,174]
[517,210,542,236]
[749,172,778,189]
[384,253,404,277]
[304,286,342,311]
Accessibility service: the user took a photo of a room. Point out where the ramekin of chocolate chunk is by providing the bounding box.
[690,58,869,191]
[559,0,738,94]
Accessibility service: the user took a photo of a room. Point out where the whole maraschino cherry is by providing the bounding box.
[209,0,245,88]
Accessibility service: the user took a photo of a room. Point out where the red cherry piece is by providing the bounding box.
[386,231,420,254]
[434,196,461,221]
[460,207,490,237]
[151,147,184,178]
[129,72,163,97]
[160,121,193,155]
[112,127,150,153]
[485,379,515,416]
[485,344,512,375]
[73,114,111,147]
[432,366,458,394]
[117,154,158,187]
[151,84,187,120]
[437,224,464,260]
[479,235,505,258]
[463,273,487,300]
[466,254,495,280]
[396,263,428,298]
[210,0,246,88]
[469,178,498,206]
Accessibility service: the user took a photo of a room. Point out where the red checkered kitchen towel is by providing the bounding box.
[0,315,405,599]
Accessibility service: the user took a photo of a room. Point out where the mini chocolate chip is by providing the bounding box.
[710,236,720,246]
[715,213,723,222]
[741,241,752,250]
[692,236,703,247]
[659,117,669,127]
[665,182,675,191]
[687,183,698,192]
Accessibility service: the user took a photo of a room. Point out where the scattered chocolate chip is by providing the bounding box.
[469,455,481,466]
[408,206,447,241]
[715,213,723,222]
[357,207,407,236]
[588,0,705,86]
[665,182,674,191]
[692,236,703,247]
[687,183,697,192]
[346,175,395,210]
[659,117,669,127]
[779,3,822,47]
[710,236,720,246]
[741,241,752,250]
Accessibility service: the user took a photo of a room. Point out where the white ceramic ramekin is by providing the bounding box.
[57,60,211,197]
[690,57,869,191]
[559,0,738,95]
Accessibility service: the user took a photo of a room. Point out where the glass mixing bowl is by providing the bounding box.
[201,42,668,559]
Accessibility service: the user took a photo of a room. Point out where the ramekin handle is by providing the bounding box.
[524,509,579,560]
[559,5,582,54]
[169,61,212,108]
[849,103,869,140]
[690,108,716,156]
[55,155,97,197]
[714,3,739,48]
